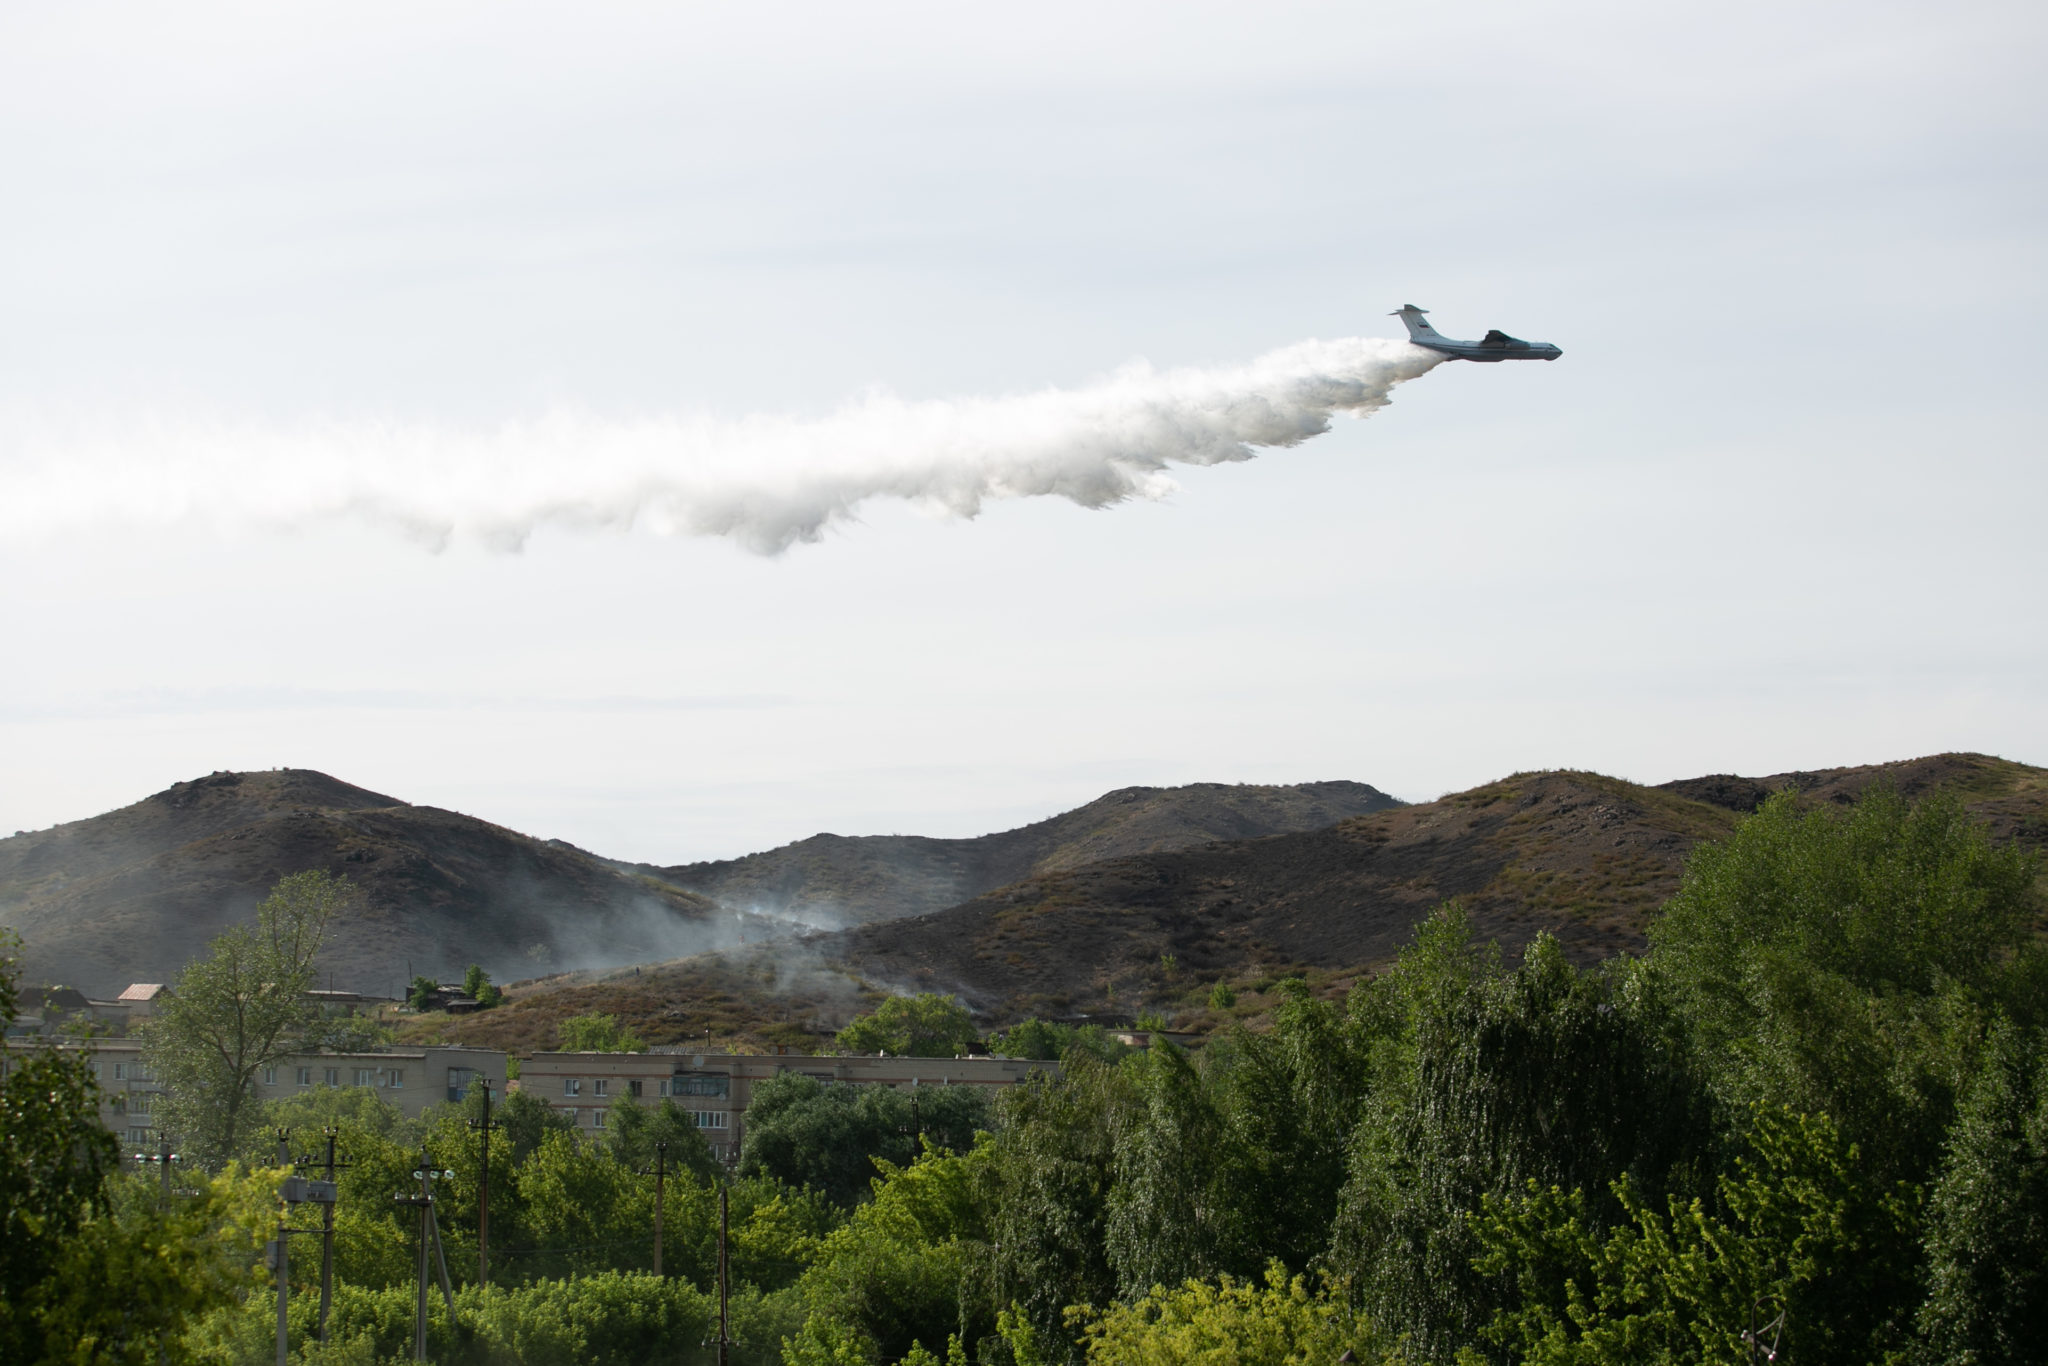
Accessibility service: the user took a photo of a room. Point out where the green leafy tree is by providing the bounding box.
[493,1084,578,1163]
[406,975,439,1010]
[558,1011,648,1053]
[462,963,503,1010]
[739,1072,991,1208]
[516,1126,646,1280]
[605,1092,722,1184]
[991,1019,1066,1061]
[727,1176,843,1292]
[1208,981,1237,1010]
[1915,1018,2048,1364]
[239,1077,421,1164]
[1649,785,2045,1186]
[1071,1263,1390,1366]
[192,1270,718,1366]
[1324,913,1708,1362]
[32,1166,270,1364]
[1472,1107,1919,1366]
[0,931,121,1362]
[142,870,356,1166]
[785,1144,991,1366]
[984,1060,1135,1360]
[1106,1040,1245,1296]
[838,994,979,1058]
[990,1019,1127,1065]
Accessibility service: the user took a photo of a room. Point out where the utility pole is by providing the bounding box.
[271,1163,335,1366]
[393,1153,456,1362]
[273,1123,292,1366]
[294,1128,353,1342]
[469,1080,497,1290]
[641,1141,670,1277]
[135,1137,179,1204]
[717,1184,731,1366]
[275,1196,290,1366]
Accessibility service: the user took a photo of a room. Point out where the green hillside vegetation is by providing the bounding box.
[6,778,2046,1364]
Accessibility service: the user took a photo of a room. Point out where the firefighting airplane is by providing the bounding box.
[1391,305,1562,362]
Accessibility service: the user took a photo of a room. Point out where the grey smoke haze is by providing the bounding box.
[4,339,1443,554]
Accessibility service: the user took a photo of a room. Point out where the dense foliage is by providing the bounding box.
[142,870,360,1165]
[5,786,2045,1364]
[739,1071,991,1208]
[838,994,980,1059]
[556,1012,647,1053]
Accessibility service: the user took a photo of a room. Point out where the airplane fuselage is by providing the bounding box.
[1410,336,1563,363]
[1391,305,1561,362]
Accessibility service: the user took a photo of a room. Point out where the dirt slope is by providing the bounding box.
[655,781,1404,927]
[0,770,723,997]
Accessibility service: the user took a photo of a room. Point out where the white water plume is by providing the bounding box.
[4,338,1444,555]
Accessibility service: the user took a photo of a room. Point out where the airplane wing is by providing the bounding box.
[1480,329,1512,345]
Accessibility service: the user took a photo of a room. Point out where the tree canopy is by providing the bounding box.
[739,1072,992,1208]
[558,1011,648,1052]
[838,994,979,1058]
[140,869,356,1166]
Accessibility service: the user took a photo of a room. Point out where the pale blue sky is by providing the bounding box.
[3,1,2043,861]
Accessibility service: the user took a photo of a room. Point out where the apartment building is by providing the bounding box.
[519,1049,1059,1161]
[1,1037,507,1150]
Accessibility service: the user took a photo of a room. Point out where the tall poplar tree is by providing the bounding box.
[142,869,355,1166]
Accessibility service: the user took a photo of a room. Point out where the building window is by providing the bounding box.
[628,1079,643,1098]
[323,1068,339,1086]
[113,1063,129,1081]
[127,1127,153,1145]
[592,1108,606,1128]
[564,1078,581,1097]
[261,1067,277,1086]
[297,1067,313,1086]
[111,1095,127,1115]
[672,1074,729,1098]
[593,1079,608,1098]
[353,1068,376,1087]
[448,1067,477,1103]
[131,1094,152,1115]
[692,1111,729,1130]
[387,1069,403,1090]
[658,1079,670,1097]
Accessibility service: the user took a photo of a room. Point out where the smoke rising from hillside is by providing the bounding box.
[3,339,1443,554]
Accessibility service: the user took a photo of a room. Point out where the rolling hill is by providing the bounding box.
[651,780,1404,927]
[0,772,1402,1001]
[403,752,2047,1053]
[0,769,726,997]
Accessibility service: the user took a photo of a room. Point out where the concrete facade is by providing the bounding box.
[1,1037,507,1152]
[518,1050,1059,1161]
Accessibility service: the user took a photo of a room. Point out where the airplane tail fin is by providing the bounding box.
[1390,304,1445,343]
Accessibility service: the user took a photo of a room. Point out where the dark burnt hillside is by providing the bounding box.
[833,753,2048,1021]
[655,780,1404,927]
[0,770,723,997]
[394,752,2045,1054]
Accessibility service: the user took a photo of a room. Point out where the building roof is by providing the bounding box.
[116,984,168,1002]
